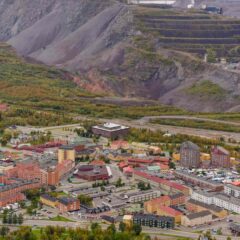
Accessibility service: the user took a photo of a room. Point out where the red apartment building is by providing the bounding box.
[58,197,80,213]
[211,146,231,168]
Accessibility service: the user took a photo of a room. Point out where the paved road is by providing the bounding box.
[143,228,238,240]
[138,115,240,126]
[21,220,239,240]
[74,115,240,142]
[100,118,240,142]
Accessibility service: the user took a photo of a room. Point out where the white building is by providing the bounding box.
[191,190,214,205]
[124,190,161,203]
[224,184,240,198]
[191,190,240,214]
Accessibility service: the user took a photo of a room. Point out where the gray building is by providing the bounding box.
[180,141,200,168]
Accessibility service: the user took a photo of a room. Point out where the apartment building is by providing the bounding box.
[133,214,175,229]
[191,190,240,214]
[175,170,223,191]
[180,141,200,168]
[126,190,161,203]
[211,146,231,168]
[224,184,240,198]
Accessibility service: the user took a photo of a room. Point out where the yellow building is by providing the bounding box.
[40,194,58,208]
[144,196,171,214]
[58,146,76,163]
[123,215,133,228]
[172,153,180,161]
[200,153,211,161]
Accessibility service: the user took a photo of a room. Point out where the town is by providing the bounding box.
[0,120,239,239]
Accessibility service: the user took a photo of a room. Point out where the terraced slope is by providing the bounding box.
[135,8,240,61]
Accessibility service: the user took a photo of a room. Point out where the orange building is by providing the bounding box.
[157,205,183,224]
[169,193,186,206]
[144,195,171,214]
[58,197,80,213]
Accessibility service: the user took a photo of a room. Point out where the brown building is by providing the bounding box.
[169,193,186,206]
[211,146,231,168]
[180,141,200,168]
[58,197,80,213]
[92,123,129,139]
[174,170,224,191]
[181,210,212,227]
[186,199,228,218]
[74,165,111,181]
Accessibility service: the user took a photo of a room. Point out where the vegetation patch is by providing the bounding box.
[50,215,75,222]
[151,118,240,133]
[185,80,227,99]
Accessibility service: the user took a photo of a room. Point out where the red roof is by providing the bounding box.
[149,195,170,205]
[123,166,134,173]
[134,170,188,192]
[158,205,182,216]
[119,161,128,169]
[90,160,105,166]
[128,158,154,164]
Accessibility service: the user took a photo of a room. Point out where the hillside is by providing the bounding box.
[1,0,240,112]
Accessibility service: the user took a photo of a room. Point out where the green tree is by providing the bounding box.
[18,214,24,225]
[12,214,18,224]
[119,222,126,232]
[0,226,9,237]
[207,48,217,63]
[132,224,142,236]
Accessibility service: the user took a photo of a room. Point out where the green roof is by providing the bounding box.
[147,166,160,171]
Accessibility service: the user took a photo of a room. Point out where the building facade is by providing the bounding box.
[58,197,80,213]
[180,141,200,168]
[133,214,175,229]
[211,146,230,168]
[92,123,129,139]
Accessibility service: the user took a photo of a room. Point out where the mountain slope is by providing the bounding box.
[1,0,240,112]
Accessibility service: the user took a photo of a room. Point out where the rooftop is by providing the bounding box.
[93,123,129,132]
[186,210,212,220]
[188,199,224,213]
[58,197,78,205]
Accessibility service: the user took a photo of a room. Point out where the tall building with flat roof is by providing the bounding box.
[180,141,200,168]
[92,123,129,139]
[58,145,75,163]
[211,146,230,168]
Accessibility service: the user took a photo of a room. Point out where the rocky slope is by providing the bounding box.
[0,0,240,112]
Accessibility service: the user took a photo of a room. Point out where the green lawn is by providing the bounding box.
[50,215,75,222]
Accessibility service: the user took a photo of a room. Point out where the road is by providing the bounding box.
[16,220,239,240]
[138,115,240,126]
[100,118,240,142]
[74,115,240,141]
[143,228,238,240]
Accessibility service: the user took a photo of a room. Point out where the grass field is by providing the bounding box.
[151,118,240,132]
[50,215,75,222]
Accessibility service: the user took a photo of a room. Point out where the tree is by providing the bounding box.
[0,226,9,237]
[12,214,18,224]
[2,214,7,224]
[207,48,217,63]
[132,224,142,236]
[168,161,176,169]
[18,214,24,225]
[78,194,93,207]
[107,224,116,235]
[119,222,126,232]
[91,222,101,232]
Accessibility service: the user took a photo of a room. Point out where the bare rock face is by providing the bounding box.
[1,0,240,112]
